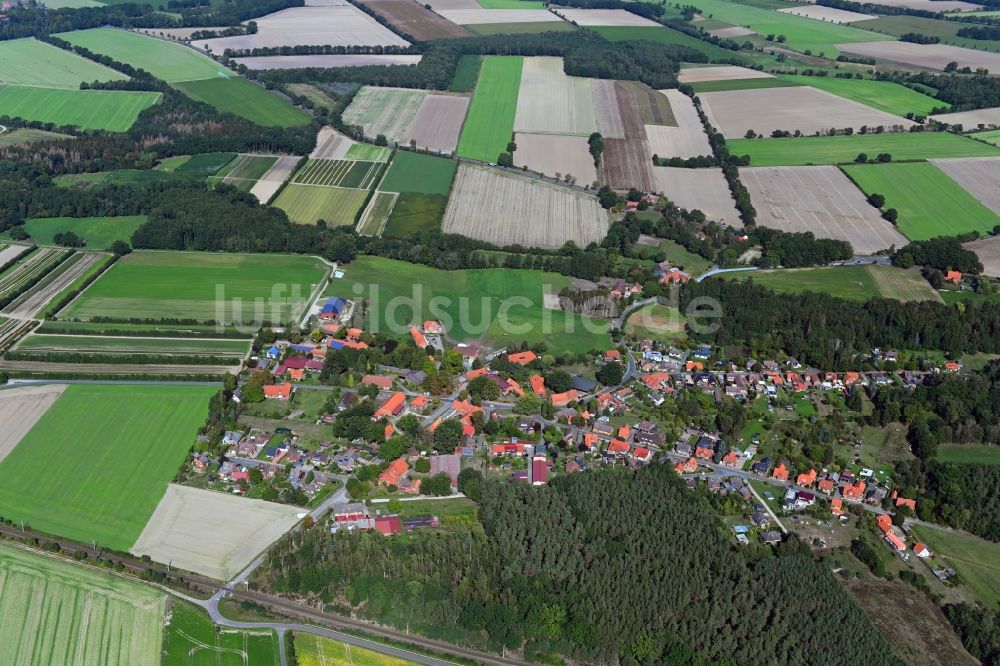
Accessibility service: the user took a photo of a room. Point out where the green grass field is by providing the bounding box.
[779,75,943,117]
[0,128,71,147]
[468,21,576,35]
[720,265,940,302]
[273,184,369,226]
[15,333,249,356]
[58,28,227,83]
[208,154,278,190]
[0,384,214,550]
[0,38,127,87]
[449,54,482,92]
[163,601,279,666]
[55,169,182,190]
[689,77,798,92]
[591,25,743,60]
[457,56,522,162]
[727,131,1000,166]
[0,86,160,132]
[937,445,1000,465]
[63,251,329,322]
[357,191,398,236]
[345,143,392,162]
[294,632,416,665]
[380,151,457,195]
[174,77,311,127]
[843,162,1000,240]
[1,216,146,249]
[624,303,686,341]
[382,193,448,237]
[0,544,165,666]
[911,523,1000,607]
[334,256,610,353]
[971,130,1000,147]
[864,15,1000,53]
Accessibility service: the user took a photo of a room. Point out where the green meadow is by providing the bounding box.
[0,384,215,550]
[457,56,522,162]
[911,523,1000,607]
[174,77,310,127]
[591,25,742,60]
[780,75,943,117]
[449,54,482,92]
[163,601,279,666]
[720,265,940,302]
[0,38,126,87]
[380,151,457,196]
[1,216,147,249]
[0,86,159,132]
[971,130,1000,147]
[273,184,368,227]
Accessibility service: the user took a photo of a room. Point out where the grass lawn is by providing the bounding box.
[294,632,415,666]
[333,256,611,353]
[0,544,165,666]
[0,86,160,132]
[393,497,477,521]
[689,78,799,93]
[937,445,1000,465]
[971,129,1000,147]
[457,56,522,162]
[62,251,329,323]
[468,21,575,35]
[0,384,215,550]
[1,215,146,249]
[380,151,457,195]
[843,162,1000,240]
[590,25,743,60]
[382,193,448,237]
[163,601,279,666]
[655,239,712,275]
[721,266,883,301]
[273,184,369,227]
[449,54,482,92]
[174,77,310,127]
[779,75,943,117]
[911,523,1000,607]
[727,131,1000,166]
[0,38,127,87]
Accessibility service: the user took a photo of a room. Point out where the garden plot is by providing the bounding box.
[514,133,598,184]
[358,0,471,39]
[930,157,1000,216]
[132,484,302,581]
[777,5,875,23]
[343,86,427,144]
[550,7,660,26]
[678,65,774,84]
[311,126,356,159]
[402,94,470,154]
[250,156,300,204]
[742,165,907,254]
[593,79,626,139]
[0,384,65,463]
[513,57,598,136]
[646,89,711,159]
[437,8,560,23]
[443,163,609,248]
[193,5,408,52]
[699,86,915,139]
[653,167,740,226]
[293,159,382,189]
[836,41,1000,71]
[233,54,422,69]
[963,235,1000,277]
[930,106,1000,128]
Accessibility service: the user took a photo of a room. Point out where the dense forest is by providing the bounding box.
[256,465,901,665]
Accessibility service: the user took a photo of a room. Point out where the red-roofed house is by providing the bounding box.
[374,392,406,418]
[423,320,443,334]
[263,383,292,400]
[685,360,704,372]
[529,374,546,397]
[505,378,524,397]
[634,447,652,462]
[583,433,599,452]
[379,458,409,486]
[374,514,403,536]
[896,497,916,511]
[618,425,631,439]
[288,368,304,382]
[551,389,579,408]
[913,542,931,558]
[675,457,698,474]
[843,481,866,501]
[945,360,961,372]
[694,445,714,460]
[491,442,526,456]
[772,463,789,481]
[409,395,429,413]
[885,531,906,551]
[831,498,844,516]
[608,439,629,455]
[465,367,488,381]
[363,375,394,390]
[604,349,621,363]
[531,457,548,485]
[722,451,739,467]
[818,479,835,494]
[796,469,817,487]
[347,328,363,341]
[410,327,428,349]
[508,351,537,365]
[384,423,395,439]
[843,372,861,386]
[641,372,670,390]
[945,270,962,285]
[876,513,893,534]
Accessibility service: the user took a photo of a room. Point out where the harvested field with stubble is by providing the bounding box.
[311,127,356,159]
[0,384,66,463]
[867,265,943,302]
[929,157,1000,216]
[514,57,597,136]
[836,40,1000,71]
[343,86,426,144]
[403,94,470,154]
[930,106,1000,127]
[132,484,302,581]
[699,86,915,139]
[678,65,774,84]
[359,0,471,39]
[742,165,908,254]
[250,156,300,204]
[437,8,560,23]
[603,138,656,191]
[234,53,422,69]
[646,89,711,158]
[963,235,1000,276]
[443,164,608,248]
[593,79,625,138]
[551,7,660,26]
[777,5,875,23]
[653,167,740,225]
[514,133,598,184]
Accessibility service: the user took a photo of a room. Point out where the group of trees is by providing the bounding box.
[892,236,984,274]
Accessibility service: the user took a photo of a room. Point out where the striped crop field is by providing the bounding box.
[0,544,165,666]
[13,334,251,357]
[292,159,382,189]
[0,248,69,302]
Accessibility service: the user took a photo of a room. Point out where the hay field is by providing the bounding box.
[514,133,598,184]
[930,106,1000,127]
[174,77,310,127]
[132,485,302,580]
[214,154,278,191]
[274,184,369,226]
[295,632,419,666]
[346,144,392,161]
[551,7,659,25]
[707,25,756,38]
[358,0,471,39]
[513,57,597,135]
[678,65,774,84]
[0,544,165,666]
[250,156,300,204]
[457,56,523,161]
[963,235,1000,276]
[14,334,249,358]
[234,54,422,69]
[343,86,427,144]
[0,385,65,463]
[874,0,981,11]
[836,40,1000,71]
[700,86,915,139]
[380,150,456,194]
[930,157,1000,216]
[742,165,908,254]
[0,384,215,550]
[193,5,408,51]
[438,8,559,23]
[646,89,711,158]
[402,94,470,154]
[0,38,127,87]
[777,5,875,23]
[10,215,146,248]
[443,163,608,248]
[844,161,1000,239]
[593,79,625,138]
[867,265,942,302]
[0,86,160,133]
[653,167,741,225]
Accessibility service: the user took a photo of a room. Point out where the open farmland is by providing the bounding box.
[0,544,165,666]
[133,484,302,580]
[58,28,227,82]
[437,8,561,24]
[0,86,159,133]
[867,265,943,302]
[457,56,523,161]
[357,191,399,236]
[312,127,358,160]
[0,38,126,87]
[0,248,69,304]
[0,384,66,463]
[722,265,940,302]
[295,632,420,666]
[678,66,773,85]
[777,5,875,23]
[931,106,1000,128]
[653,167,741,225]
[0,128,72,148]
[4,215,146,249]
[727,131,1000,166]
[836,40,1000,71]
[551,7,660,26]
[468,21,575,34]
[2,252,109,319]
[12,333,249,359]
[929,157,1000,216]
[211,154,279,191]
[292,159,382,189]
[963,235,1000,276]
[380,150,457,195]
[742,165,908,254]
[593,79,625,138]
[911,523,1000,607]
[0,384,215,550]
[646,89,712,158]
[192,4,408,51]
[513,57,597,135]
[343,87,427,144]
[346,144,392,162]
[601,81,657,190]
[62,251,329,323]
[250,156,300,204]
[402,94,470,154]
[274,184,370,226]
[513,133,598,184]
[358,0,471,39]
[174,77,310,127]
[699,86,915,139]
[843,162,1000,240]
[443,163,608,248]
[0,317,33,354]
[233,54,422,70]
[163,602,280,666]
[779,75,943,117]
